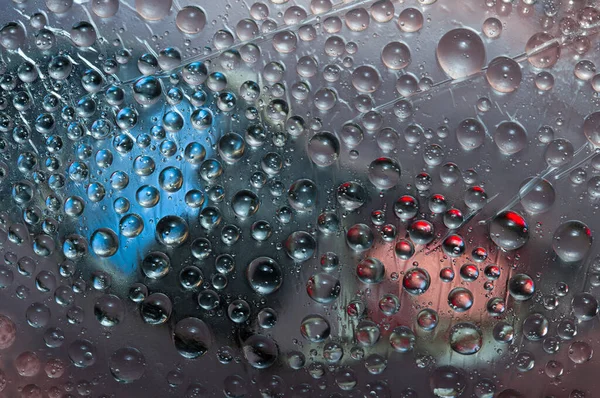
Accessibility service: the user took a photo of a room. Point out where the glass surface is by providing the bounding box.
[0,0,598,397]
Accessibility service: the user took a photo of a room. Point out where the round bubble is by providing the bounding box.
[0,315,16,349]
[246,257,282,295]
[381,41,411,70]
[155,216,189,247]
[485,56,522,93]
[109,347,146,383]
[346,223,374,252]
[436,28,486,79]
[494,121,527,155]
[307,132,340,167]
[300,314,330,342]
[135,0,172,21]
[356,257,385,284]
[429,366,467,398]
[552,220,592,262]
[450,322,482,355]
[176,6,206,34]
[368,157,401,189]
[92,0,119,18]
[456,118,486,150]
[489,210,529,250]
[243,335,278,369]
[284,231,316,262]
[173,317,212,358]
[90,228,119,257]
[519,178,555,213]
[526,32,560,69]
[307,272,340,304]
[508,273,535,301]
[583,111,600,147]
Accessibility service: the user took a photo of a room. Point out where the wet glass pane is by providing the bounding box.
[0,0,598,397]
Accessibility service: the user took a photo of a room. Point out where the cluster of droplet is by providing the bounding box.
[0,0,597,396]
